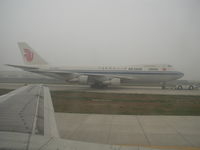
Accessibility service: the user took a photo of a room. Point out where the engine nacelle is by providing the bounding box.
[68,75,88,84]
[103,78,120,86]
[78,75,88,85]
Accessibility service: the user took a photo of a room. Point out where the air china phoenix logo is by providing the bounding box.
[24,49,34,62]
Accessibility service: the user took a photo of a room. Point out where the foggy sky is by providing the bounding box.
[0,0,200,80]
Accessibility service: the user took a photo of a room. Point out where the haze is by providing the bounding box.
[0,0,200,80]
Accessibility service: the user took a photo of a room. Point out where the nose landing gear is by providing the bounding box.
[161,82,166,90]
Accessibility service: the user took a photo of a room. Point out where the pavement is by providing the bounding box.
[55,113,200,148]
[0,83,200,95]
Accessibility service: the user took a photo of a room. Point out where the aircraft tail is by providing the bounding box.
[18,42,48,65]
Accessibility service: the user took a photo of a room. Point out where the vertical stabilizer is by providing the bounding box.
[18,42,48,65]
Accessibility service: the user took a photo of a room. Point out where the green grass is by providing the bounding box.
[51,91,200,115]
[1,89,200,115]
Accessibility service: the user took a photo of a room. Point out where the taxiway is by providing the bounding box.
[0,83,199,95]
[56,113,200,148]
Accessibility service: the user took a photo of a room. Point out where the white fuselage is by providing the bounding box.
[47,64,184,84]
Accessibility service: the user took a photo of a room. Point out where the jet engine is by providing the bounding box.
[102,78,120,86]
[78,75,88,84]
[68,75,88,84]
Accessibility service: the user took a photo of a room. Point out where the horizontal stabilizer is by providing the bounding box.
[5,64,39,70]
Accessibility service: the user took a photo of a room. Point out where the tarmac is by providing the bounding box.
[55,113,200,149]
[0,83,199,95]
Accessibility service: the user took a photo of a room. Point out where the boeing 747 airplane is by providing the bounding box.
[7,42,184,88]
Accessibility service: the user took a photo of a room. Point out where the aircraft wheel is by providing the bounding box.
[90,84,97,88]
[177,85,183,90]
[188,85,194,90]
[161,82,166,90]
[161,85,166,90]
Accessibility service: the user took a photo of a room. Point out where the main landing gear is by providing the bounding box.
[90,83,108,89]
[161,82,166,90]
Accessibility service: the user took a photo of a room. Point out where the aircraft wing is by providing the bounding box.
[31,69,137,84]
[6,64,136,83]
[0,84,60,149]
[6,64,75,80]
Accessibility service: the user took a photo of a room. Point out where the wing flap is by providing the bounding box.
[0,85,40,134]
[0,85,59,138]
[44,86,59,137]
